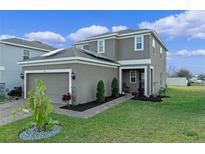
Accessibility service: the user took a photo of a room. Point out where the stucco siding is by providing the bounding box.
[74,64,118,104]
[85,39,118,60]
[122,70,140,92]
[150,35,167,94]
[118,35,151,60]
[22,63,118,105]
[0,44,3,83]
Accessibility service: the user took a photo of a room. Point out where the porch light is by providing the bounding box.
[71,72,75,80]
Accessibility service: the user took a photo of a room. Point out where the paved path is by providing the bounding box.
[0,94,132,125]
[0,99,31,126]
[54,94,132,118]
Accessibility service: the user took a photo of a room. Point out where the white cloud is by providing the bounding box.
[24,31,66,44]
[68,25,109,42]
[0,34,15,40]
[112,25,128,32]
[175,49,205,57]
[139,11,205,39]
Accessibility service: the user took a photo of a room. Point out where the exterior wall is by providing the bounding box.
[74,64,118,104]
[120,64,150,96]
[80,34,151,61]
[118,35,151,60]
[84,38,118,60]
[0,44,3,83]
[150,35,167,94]
[0,43,48,91]
[167,77,187,86]
[22,63,118,105]
[122,69,140,92]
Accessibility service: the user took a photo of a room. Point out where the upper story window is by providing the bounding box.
[76,44,84,49]
[130,70,137,83]
[152,38,155,54]
[160,47,163,55]
[23,50,29,60]
[134,35,144,51]
[97,39,105,53]
[152,38,155,48]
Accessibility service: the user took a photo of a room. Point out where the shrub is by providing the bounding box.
[12,80,59,132]
[187,81,192,86]
[131,92,138,97]
[62,92,71,105]
[7,87,22,97]
[96,80,105,103]
[158,87,167,96]
[111,78,119,97]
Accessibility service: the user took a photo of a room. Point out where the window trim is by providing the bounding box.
[130,70,137,84]
[97,39,105,53]
[134,35,144,51]
[23,50,30,60]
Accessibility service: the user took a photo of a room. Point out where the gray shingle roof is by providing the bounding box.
[85,29,150,40]
[0,38,56,51]
[22,47,119,64]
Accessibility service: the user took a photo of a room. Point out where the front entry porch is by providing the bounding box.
[119,66,150,96]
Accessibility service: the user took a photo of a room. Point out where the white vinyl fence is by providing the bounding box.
[167,77,188,86]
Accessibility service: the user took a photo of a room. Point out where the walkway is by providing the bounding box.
[0,99,31,126]
[53,94,132,118]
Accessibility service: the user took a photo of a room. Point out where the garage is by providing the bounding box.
[25,69,72,104]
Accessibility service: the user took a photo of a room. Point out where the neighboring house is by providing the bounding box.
[167,77,188,86]
[0,38,55,94]
[18,29,167,104]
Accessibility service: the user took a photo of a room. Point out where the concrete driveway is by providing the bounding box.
[0,99,31,126]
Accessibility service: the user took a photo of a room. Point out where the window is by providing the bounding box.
[160,47,163,54]
[152,38,155,54]
[76,44,84,49]
[152,38,155,48]
[23,50,29,60]
[97,39,105,53]
[135,35,144,51]
[130,70,137,83]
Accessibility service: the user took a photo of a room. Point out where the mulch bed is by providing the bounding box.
[60,94,124,112]
[131,95,170,102]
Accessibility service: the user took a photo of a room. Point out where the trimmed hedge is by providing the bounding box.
[111,78,119,97]
[96,80,105,103]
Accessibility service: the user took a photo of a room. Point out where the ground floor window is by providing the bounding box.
[130,70,137,83]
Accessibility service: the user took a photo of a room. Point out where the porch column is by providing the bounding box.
[145,65,151,96]
[119,67,122,94]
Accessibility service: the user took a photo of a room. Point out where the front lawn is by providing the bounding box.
[0,96,12,104]
[0,86,205,142]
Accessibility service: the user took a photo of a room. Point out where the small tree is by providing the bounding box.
[111,77,119,97]
[96,80,105,103]
[175,69,192,80]
[12,80,59,132]
[198,74,205,80]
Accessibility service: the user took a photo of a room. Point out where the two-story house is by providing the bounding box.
[0,38,55,95]
[18,29,167,105]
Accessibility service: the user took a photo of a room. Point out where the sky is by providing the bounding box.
[0,10,205,75]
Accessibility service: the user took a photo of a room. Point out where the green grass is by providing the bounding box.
[0,86,205,142]
[0,96,12,104]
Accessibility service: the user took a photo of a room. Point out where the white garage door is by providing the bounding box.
[27,73,69,104]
